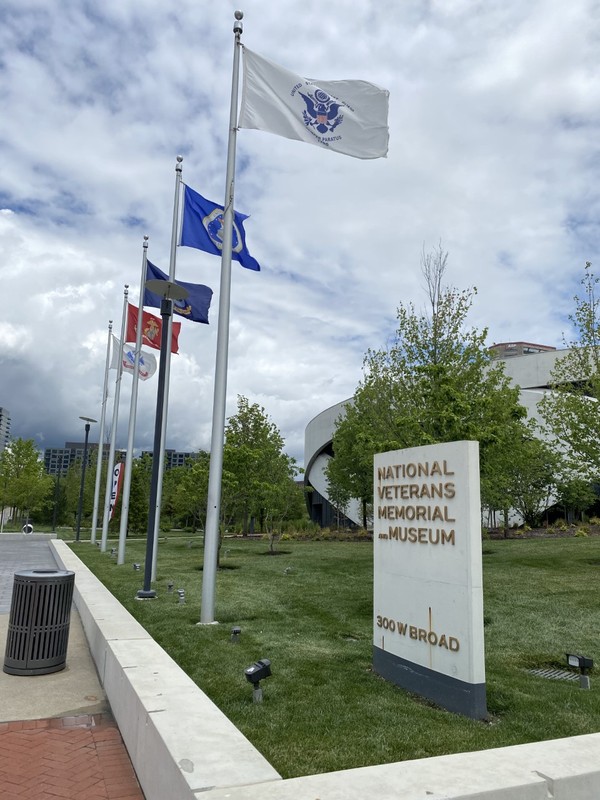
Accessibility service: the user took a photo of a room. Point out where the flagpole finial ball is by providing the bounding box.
[176,155,183,163]
[234,11,243,20]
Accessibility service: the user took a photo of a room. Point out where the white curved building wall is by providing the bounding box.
[304,349,572,526]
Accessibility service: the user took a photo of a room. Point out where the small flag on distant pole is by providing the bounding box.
[180,184,261,272]
[238,47,389,159]
[109,335,157,381]
[144,261,213,324]
[109,463,124,521]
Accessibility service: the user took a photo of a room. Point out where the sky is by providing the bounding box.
[1,0,599,468]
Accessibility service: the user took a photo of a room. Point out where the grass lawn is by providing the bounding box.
[68,534,600,779]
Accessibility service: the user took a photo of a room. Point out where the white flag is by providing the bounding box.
[109,335,157,381]
[238,47,389,160]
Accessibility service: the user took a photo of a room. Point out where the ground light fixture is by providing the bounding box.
[231,626,241,643]
[244,658,272,703]
[177,588,186,604]
[566,653,593,689]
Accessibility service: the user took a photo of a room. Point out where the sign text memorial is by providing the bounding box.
[372,441,487,719]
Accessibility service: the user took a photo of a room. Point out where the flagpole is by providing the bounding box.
[100,285,129,552]
[117,237,149,565]
[90,319,113,544]
[200,11,244,624]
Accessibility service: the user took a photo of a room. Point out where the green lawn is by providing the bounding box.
[69,534,600,778]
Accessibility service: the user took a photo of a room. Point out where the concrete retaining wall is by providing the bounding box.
[50,540,281,800]
[51,540,600,800]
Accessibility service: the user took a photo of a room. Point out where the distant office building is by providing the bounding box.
[489,341,556,359]
[0,408,11,451]
[44,442,125,475]
[140,450,197,469]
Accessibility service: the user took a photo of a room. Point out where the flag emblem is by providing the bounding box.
[142,317,160,344]
[300,88,343,135]
[203,208,244,255]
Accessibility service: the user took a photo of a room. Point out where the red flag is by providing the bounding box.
[109,463,125,521]
[126,303,181,353]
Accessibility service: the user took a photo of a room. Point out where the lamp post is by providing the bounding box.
[137,279,188,599]
[51,452,64,533]
[76,416,97,541]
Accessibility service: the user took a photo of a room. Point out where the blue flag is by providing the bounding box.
[180,184,261,272]
[143,261,213,324]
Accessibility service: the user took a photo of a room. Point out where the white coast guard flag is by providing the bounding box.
[238,47,389,160]
[109,335,157,381]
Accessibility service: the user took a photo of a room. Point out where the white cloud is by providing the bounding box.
[0,0,598,467]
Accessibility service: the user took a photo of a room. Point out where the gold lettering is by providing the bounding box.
[442,529,455,546]
[443,460,455,475]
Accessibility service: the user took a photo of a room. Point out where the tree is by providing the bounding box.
[223,396,300,535]
[0,438,53,525]
[327,246,529,518]
[538,262,600,479]
[172,451,211,531]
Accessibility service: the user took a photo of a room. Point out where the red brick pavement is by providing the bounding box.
[0,713,144,800]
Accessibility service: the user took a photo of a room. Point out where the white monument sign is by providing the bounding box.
[373,440,487,718]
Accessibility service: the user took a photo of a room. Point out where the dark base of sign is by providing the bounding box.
[373,646,487,720]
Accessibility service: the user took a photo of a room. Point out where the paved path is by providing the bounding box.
[0,535,144,800]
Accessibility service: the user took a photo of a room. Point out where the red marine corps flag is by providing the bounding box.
[125,303,181,354]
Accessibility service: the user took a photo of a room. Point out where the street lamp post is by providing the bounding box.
[137,279,188,599]
[76,416,97,541]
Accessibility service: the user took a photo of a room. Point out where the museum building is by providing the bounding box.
[304,343,565,528]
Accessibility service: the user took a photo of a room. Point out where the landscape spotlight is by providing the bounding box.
[177,588,186,604]
[231,626,241,643]
[566,653,593,689]
[167,580,174,593]
[244,658,271,703]
[133,563,140,571]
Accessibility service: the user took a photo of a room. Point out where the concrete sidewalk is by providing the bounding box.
[0,533,144,800]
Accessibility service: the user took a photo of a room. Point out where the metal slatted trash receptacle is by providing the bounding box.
[3,569,75,676]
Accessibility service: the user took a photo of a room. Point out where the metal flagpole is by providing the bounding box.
[100,286,129,552]
[91,319,113,544]
[150,156,183,582]
[117,237,149,565]
[200,11,244,624]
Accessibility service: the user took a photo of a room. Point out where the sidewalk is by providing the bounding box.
[0,534,144,800]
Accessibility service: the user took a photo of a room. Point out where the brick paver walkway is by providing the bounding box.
[0,713,144,800]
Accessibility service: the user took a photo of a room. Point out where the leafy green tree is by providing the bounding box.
[172,451,211,531]
[554,475,598,523]
[327,246,528,522]
[539,262,600,478]
[223,396,300,535]
[126,454,153,534]
[63,457,99,529]
[0,438,53,525]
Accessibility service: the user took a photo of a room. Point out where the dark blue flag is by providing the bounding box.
[180,184,261,272]
[143,261,213,325]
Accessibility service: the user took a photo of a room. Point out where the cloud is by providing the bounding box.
[0,0,598,468]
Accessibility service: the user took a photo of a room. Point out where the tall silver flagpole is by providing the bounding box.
[200,11,244,624]
[150,155,183,582]
[100,285,129,552]
[117,237,149,565]
[91,319,113,544]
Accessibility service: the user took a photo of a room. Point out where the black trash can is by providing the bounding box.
[3,569,75,676]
